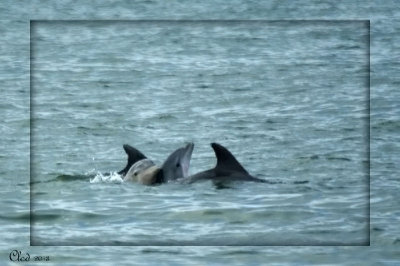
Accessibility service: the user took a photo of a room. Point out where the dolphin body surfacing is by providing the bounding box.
[185,143,266,184]
[119,143,194,185]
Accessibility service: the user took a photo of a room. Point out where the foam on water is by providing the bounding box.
[89,171,124,184]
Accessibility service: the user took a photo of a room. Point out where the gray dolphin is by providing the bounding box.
[185,143,266,184]
[119,143,194,185]
[118,144,147,176]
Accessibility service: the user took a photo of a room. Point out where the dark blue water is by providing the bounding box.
[1,1,399,265]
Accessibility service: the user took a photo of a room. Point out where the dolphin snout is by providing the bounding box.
[181,142,194,178]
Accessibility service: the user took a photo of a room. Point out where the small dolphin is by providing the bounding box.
[119,143,194,185]
[185,143,266,184]
[123,158,159,184]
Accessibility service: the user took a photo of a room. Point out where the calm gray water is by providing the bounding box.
[1,1,399,265]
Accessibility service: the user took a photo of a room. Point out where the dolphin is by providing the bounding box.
[185,143,266,184]
[119,143,194,185]
[160,142,194,182]
[118,144,147,176]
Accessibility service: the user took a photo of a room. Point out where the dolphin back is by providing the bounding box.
[185,143,266,184]
[211,143,249,175]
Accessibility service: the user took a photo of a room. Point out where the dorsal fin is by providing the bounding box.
[118,144,147,175]
[211,143,249,174]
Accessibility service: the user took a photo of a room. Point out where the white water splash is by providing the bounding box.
[89,171,124,184]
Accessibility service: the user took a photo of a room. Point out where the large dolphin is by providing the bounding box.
[185,143,266,184]
[119,143,194,185]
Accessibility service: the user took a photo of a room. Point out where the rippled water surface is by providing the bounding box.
[1,1,399,265]
[29,21,369,246]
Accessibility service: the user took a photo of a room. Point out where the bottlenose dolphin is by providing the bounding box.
[118,144,147,176]
[119,143,194,185]
[123,158,160,184]
[185,143,266,184]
